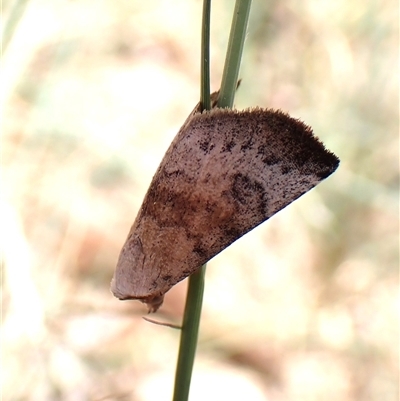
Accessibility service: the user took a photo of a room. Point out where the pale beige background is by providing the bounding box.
[2,1,398,400]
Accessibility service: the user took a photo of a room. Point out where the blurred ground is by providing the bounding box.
[1,1,398,400]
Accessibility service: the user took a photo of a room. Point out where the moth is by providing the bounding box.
[111,94,339,312]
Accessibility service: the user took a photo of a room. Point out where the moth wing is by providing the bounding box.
[112,107,339,309]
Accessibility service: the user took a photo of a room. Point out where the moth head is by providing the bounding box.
[141,294,164,313]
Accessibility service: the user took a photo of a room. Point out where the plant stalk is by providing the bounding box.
[218,0,252,108]
[172,0,252,399]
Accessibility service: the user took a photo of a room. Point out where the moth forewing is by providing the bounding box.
[111,106,339,312]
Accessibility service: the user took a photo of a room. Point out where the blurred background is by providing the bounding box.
[2,0,398,400]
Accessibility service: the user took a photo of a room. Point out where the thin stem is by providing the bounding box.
[171,1,211,400]
[200,0,212,112]
[172,266,206,401]
[172,0,252,399]
[218,0,252,108]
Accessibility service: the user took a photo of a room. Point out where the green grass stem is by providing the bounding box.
[218,0,252,108]
[172,0,252,399]
[200,0,212,111]
[172,266,207,401]
[172,2,211,400]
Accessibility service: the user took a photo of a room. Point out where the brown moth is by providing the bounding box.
[111,97,339,312]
